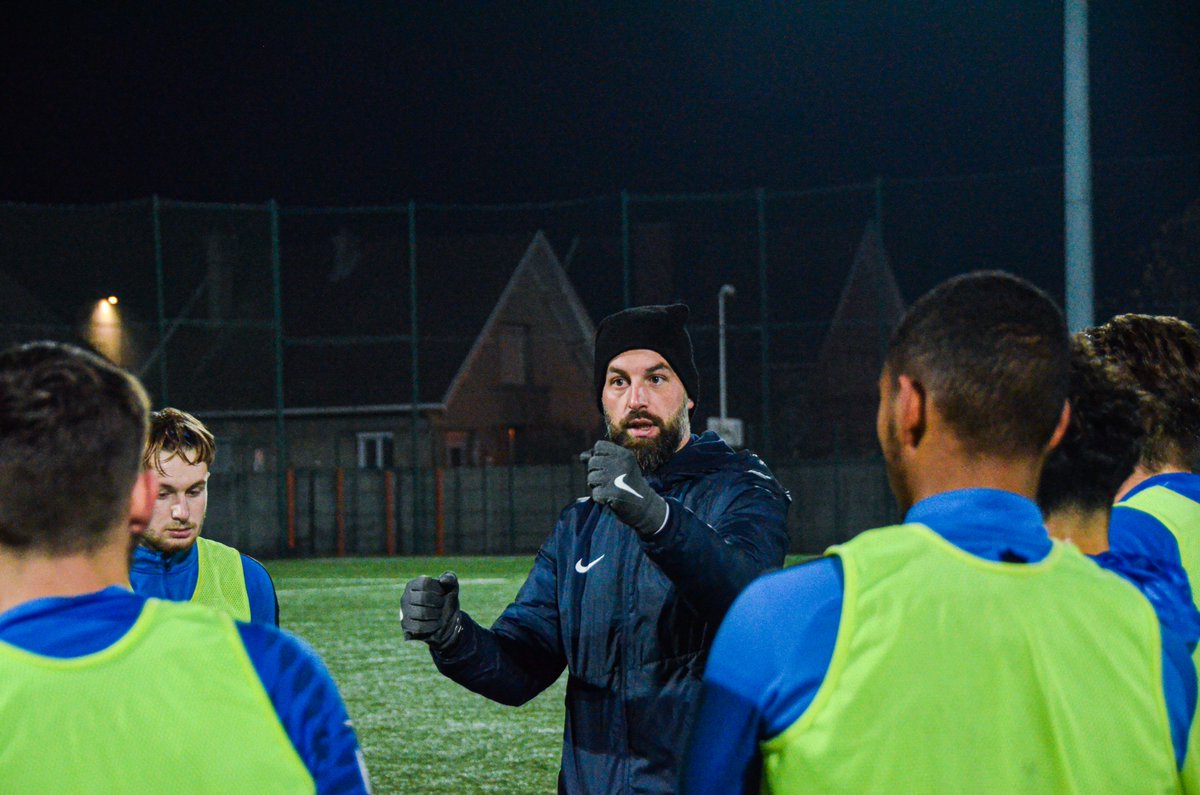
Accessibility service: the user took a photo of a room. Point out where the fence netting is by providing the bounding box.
[1,155,1196,554]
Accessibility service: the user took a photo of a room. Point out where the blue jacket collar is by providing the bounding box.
[1123,472,1200,502]
[647,431,739,489]
[904,488,1052,563]
[131,542,197,572]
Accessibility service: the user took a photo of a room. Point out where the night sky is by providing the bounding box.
[3,3,1196,206]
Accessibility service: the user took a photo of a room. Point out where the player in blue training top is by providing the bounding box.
[131,407,278,624]
[1038,332,1200,646]
[680,273,1200,795]
[1086,314,1200,607]
[0,341,371,794]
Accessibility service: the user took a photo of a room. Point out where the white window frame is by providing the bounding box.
[356,432,394,469]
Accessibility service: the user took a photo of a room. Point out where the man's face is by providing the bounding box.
[876,369,914,513]
[602,348,693,472]
[141,451,209,555]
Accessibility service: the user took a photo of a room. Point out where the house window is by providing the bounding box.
[499,323,531,385]
[444,431,469,467]
[357,432,394,469]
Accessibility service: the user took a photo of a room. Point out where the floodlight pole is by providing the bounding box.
[1064,0,1094,330]
[718,284,736,421]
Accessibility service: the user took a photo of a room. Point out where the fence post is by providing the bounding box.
[269,199,288,555]
[151,195,168,404]
[508,452,516,554]
[408,200,422,549]
[335,467,346,557]
[307,470,317,555]
[286,468,296,553]
[481,462,490,554]
[621,189,631,309]
[384,470,396,556]
[435,467,445,556]
[756,187,771,461]
[454,466,463,554]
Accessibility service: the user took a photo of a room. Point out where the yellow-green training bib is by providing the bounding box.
[760,523,1176,794]
[194,535,252,621]
[0,599,314,794]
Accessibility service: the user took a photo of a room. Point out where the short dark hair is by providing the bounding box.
[144,407,216,474]
[1085,314,1200,471]
[1038,334,1145,515]
[0,341,149,553]
[886,271,1069,457]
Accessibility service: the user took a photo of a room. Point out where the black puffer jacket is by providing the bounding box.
[432,432,791,794]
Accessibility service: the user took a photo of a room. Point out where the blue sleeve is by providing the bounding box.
[640,471,791,622]
[1160,627,1198,770]
[432,527,567,706]
[238,622,372,794]
[1091,551,1198,769]
[680,557,843,795]
[1092,551,1200,650]
[1109,506,1186,568]
[242,555,280,626]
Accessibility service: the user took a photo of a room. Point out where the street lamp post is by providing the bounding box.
[718,284,736,421]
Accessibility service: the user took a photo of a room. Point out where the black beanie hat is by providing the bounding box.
[594,303,699,412]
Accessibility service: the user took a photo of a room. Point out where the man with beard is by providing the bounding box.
[681,272,1200,794]
[401,303,790,795]
[130,408,278,624]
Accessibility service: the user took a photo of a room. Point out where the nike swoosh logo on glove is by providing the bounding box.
[613,474,644,498]
[575,555,605,573]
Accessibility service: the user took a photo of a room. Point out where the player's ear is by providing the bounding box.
[128,469,157,537]
[1045,400,1071,454]
[895,374,927,450]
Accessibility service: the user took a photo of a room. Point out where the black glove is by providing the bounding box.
[584,440,668,536]
[400,571,463,652]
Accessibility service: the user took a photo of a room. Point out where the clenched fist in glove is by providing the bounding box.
[584,440,669,537]
[400,571,463,652]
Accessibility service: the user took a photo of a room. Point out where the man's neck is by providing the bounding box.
[1114,463,1193,503]
[0,541,129,615]
[908,447,1045,510]
[1044,506,1110,556]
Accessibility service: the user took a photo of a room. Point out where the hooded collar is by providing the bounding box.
[645,431,740,490]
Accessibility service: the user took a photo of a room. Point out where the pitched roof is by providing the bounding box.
[183,230,589,413]
[816,219,905,369]
[807,220,906,455]
[443,230,593,408]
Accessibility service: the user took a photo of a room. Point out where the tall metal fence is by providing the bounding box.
[2,155,1196,555]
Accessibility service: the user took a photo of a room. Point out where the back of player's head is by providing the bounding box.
[144,407,215,474]
[886,270,1069,457]
[1084,314,1200,471]
[0,341,149,553]
[1038,334,1145,516]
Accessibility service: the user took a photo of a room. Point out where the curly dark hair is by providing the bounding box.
[1085,314,1200,471]
[0,341,149,553]
[1038,335,1146,515]
[886,271,1070,457]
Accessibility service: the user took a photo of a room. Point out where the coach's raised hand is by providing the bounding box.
[400,571,463,652]
[585,440,668,537]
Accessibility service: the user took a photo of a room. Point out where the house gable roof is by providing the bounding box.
[443,230,594,407]
[817,219,905,369]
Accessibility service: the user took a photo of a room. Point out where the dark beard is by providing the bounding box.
[605,404,687,473]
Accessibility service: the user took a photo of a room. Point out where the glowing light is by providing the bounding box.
[87,299,124,363]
